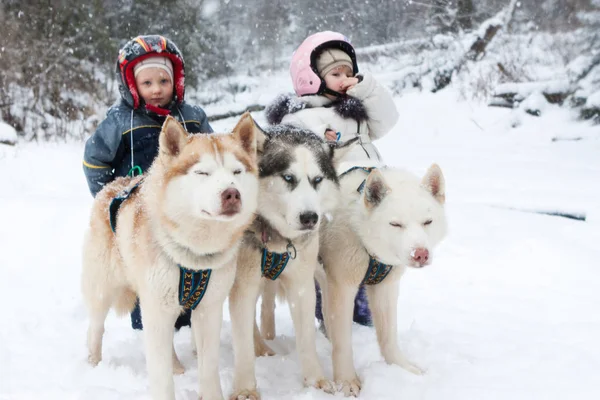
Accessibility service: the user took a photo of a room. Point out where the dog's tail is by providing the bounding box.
[112,288,137,316]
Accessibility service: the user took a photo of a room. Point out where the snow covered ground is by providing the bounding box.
[1,89,599,400]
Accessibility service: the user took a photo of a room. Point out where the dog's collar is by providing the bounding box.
[252,215,314,256]
[362,254,394,285]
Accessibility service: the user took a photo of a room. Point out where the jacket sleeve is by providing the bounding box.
[281,113,330,140]
[192,105,214,133]
[82,111,122,197]
[347,71,399,141]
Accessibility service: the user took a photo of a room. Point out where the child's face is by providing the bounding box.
[323,66,354,95]
[135,67,174,108]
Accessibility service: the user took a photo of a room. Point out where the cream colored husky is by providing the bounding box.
[81,113,260,400]
[318,164,448,397]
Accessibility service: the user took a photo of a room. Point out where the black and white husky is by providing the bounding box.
[228,124,355,399]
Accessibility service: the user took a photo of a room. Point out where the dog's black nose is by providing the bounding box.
[299,211,319,229]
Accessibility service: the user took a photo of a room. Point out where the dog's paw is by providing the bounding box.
[304,377,335,394]
[228,389,260,400]
[336,378,361,397]
[314,378,336,394]
[387,353,426,375]
[403,362,425,375]
[254,341,276,357]
[87,353,101,366]
[394,358,425,375]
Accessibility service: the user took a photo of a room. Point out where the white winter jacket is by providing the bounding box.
[265,72,399,170]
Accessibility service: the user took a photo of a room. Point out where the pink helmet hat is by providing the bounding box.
[290,31,358,96]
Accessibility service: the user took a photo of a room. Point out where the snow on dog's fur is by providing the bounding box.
[228,125,356,399]
[81,113,259,400]
[317,164,448,397]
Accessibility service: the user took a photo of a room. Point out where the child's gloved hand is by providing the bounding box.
[325,129,340,141]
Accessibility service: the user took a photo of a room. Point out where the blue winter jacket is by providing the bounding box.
[83,99,212,196]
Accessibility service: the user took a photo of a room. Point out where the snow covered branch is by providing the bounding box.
[432,5,509,92]
[207,104,265,122]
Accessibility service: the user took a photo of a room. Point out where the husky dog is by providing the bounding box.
[81,113,260,400]
[318,164,448,397]
[228,125,356,399]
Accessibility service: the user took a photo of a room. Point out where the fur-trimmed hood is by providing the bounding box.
[265,94,369,126]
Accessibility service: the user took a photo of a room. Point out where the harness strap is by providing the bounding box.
[362,255,394,285]
[339,166,378,194]
[109,179,144,233]
[178,266,212,310]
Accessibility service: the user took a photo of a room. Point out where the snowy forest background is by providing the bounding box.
[1,2,600,399]
[0,0,599,143]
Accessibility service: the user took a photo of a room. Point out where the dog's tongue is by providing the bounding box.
[145,104,171,116]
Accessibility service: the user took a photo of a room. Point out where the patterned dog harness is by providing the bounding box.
[362,256,394,285]
[108,180,211,311]
[339,166,395,285]
[178,267,212,310]
[261,241,297,281]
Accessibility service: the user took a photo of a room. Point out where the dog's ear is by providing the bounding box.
[421,163,445,204]
[232,112,262,158]
[364,169,390,208]
[160,116,189,158]
[254,122,268,155]
[326,137,359,167]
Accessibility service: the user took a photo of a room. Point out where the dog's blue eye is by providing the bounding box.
[283,174,294,182]
[423,219,433,226]
[314,176,323,184]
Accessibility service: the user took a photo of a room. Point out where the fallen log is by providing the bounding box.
[488,80,574,109]
[207,104,265,122]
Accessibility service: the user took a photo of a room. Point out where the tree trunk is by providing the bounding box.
[457,0,474,31]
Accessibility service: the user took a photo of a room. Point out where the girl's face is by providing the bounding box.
[135,67,174,108]
[323,65,354,97]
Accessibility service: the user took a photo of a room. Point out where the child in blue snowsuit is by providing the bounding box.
[82,35,213,330]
